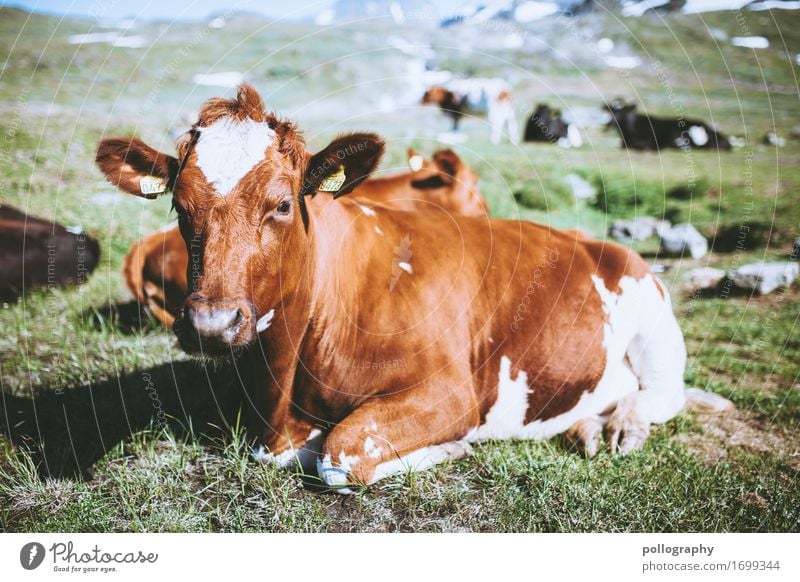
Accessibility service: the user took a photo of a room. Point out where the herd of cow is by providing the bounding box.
[3,83,733,493]
[422,78,733,150]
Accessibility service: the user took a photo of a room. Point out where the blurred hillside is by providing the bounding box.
[0,3,798,238]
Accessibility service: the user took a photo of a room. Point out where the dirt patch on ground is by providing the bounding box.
[679,409,800,472]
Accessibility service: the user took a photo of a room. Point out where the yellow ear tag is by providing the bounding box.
[140,175,166,197]
[318,165,346,192]
[408,154,424,172]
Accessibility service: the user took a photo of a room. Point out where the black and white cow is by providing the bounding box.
[523,104,582,148]
[605,100,731,151]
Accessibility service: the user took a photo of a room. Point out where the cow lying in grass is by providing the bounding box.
[605,100,732,151]
[523,104,582,148]
[122,147,488,327]
[357,147,488,217]
[0,204,100,302]
[96,84,730,492]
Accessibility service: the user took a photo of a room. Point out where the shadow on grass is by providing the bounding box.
[85,300,161,335]
[0,359,241,479]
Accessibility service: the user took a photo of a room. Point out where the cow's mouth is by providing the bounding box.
[172,296,257,357]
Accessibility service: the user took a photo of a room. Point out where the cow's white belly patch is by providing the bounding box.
[465,275,663,443]
[194,117,275,196]
[369,441,472,484]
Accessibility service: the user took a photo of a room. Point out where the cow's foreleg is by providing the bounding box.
[451,113,461,132]
[317,378,478,493]
[506,105,520,144]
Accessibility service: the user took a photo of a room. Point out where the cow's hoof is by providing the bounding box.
[606,396,650,455]
[684,387,734,413]
[317,454,356,495]
[565,417,603,458]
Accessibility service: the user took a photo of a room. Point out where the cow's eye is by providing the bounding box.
[276,200,291,215]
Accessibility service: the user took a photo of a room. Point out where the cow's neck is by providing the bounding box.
[244,193,381,449]
[243,267,315,451]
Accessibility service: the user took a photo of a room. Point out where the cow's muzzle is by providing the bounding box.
[174,294,255,356]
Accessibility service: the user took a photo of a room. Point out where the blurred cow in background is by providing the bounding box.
[523,104,583,148]
[358,147,488,216]
[422,78,519,144]
[605,99,731,151]
[0,204,100,302]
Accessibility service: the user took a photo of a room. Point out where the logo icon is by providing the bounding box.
[20,542,45,570]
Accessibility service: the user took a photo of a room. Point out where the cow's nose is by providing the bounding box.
[187,305,242,337]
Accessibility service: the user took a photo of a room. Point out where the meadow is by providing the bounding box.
[0,5,798,532]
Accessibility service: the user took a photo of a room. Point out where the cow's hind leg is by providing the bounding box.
[317,375,478,494]
[605,276,687,454]
[565,416,605,458]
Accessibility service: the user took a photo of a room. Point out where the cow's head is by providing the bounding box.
[421,86,455,108]
[97,84,384,356]
[408,148,486,216]
[604,98,637,129]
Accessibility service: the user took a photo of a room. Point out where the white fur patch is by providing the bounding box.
[567,124,583,148]
[398,261,413,274]
[594,274,686,425]
[364,436,383,459]
[251,445,297,468]
[339,451,359,471]
[688,125,709,146]
[256,309,275,333]
[251,427,323,469]
[466,355,530,441]
[195,117,275,196]
[317,453,355,495]
[370,441,472,484]
[374,226,384,236]
[357,203,377,217]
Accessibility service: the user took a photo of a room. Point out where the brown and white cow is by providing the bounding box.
[122,147,488,327]
[96,84,728,492]
[422,78,520,145]
[123,223,188,327]
[356,147,488,217]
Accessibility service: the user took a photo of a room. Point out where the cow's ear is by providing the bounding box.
[301,132,384,198]
[96,137,179,199]
[432,149,461,182]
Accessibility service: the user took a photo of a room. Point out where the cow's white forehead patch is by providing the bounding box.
[194,117,275,196]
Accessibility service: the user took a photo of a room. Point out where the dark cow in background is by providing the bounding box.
[523,104,582,148]
[605,100,731,151]
[0,204,100,302]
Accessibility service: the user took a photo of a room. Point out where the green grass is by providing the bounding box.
[1,7,798,532]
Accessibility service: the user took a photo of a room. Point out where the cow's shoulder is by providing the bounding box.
[579,238,651,292]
